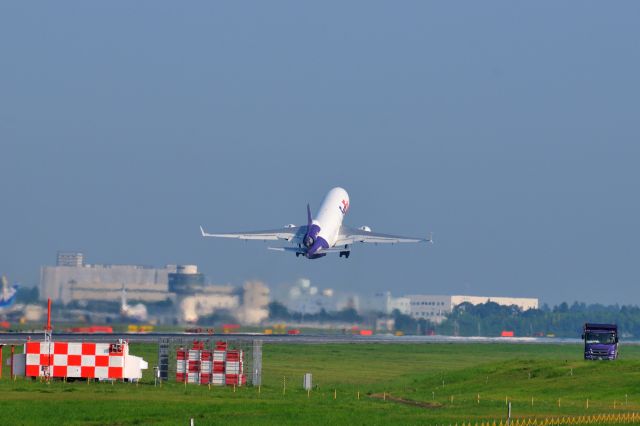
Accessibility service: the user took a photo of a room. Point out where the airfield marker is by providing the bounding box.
[283,376,286,395]
[258,385,261,395]
[586,399,589,409]
[307,389,310,398]
[10,345,14,380]
[477,393,480,404]
[558,398,561,408]
[432,391,435,400]
[383,392,386,401]
[334,389,336,400]
[614,400,617,409]
[531,396,533,407]
[357,391,360,400]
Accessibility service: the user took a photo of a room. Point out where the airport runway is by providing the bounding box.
[0,332,586,345]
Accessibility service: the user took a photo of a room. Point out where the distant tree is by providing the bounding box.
[392,309,418,334]
[15,286,39,304]
[334,307,362,323]
[268,301,291,320]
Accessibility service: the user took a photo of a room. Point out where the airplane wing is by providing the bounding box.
[200,225,306,242]
[335,226,432,245]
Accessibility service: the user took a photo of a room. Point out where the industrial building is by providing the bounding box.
[40,258,176,304]
[39,252,270,325]
[405,294,539,324]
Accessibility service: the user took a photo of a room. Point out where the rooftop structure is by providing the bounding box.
[56,252,84,267]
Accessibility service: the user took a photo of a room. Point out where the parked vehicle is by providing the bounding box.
[582,323,618,360]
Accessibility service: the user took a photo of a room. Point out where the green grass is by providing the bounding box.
[2,342,640,425]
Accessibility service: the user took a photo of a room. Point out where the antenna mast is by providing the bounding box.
[44,298,52,343]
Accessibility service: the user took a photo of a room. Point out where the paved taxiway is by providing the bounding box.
[0,332,585,345]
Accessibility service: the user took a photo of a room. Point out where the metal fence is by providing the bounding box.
[451,412,640,426]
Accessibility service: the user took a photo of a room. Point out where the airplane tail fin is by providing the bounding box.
[307,203,312,227]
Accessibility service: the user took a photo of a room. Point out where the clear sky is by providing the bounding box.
[1,2,639,305]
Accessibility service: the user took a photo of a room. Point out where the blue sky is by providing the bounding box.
[1,2,639,305]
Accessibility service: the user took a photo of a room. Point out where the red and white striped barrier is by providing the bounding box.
[176,341,246,386]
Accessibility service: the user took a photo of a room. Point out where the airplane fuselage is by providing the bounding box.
[304,187,350,258]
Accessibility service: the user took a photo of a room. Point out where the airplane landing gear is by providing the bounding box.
[339,251,350,259]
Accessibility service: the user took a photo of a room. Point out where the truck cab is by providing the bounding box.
[582,323,618,360]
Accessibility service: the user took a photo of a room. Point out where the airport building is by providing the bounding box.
[169,265,206,294]
[366,292,411,315]
[39,253,270,325]
[405,294,539,324]
[40,259,176,304]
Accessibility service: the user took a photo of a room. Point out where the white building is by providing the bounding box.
[390,296,411,315]
[284,279,336,314]
[406,294,539,324]
[40,263,176,304]
[367,292,411,315]
[180,281,270,325]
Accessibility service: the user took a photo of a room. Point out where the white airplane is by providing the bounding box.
[200,187,432,259]
[0,275,18,311]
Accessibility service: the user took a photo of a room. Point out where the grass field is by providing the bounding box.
[1,342,640,425]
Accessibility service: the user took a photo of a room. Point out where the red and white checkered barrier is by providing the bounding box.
[21,340,147,380]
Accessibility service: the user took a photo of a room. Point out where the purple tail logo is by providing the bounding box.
[339,199,349,214]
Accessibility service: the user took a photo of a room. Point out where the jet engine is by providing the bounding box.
[359,226,372,232]
[304,234,314,247]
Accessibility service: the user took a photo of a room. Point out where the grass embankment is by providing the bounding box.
[1,342,639,425]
